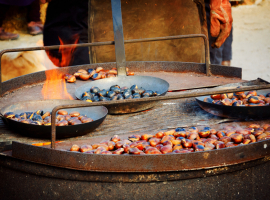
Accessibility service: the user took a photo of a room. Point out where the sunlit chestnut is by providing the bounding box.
[81,117,93,123]
[141,134,154,141]
[219,136,231,144]
[227,93,234,99]
[78,69,88,74]
[249,124,260,129]
[173,144,183,151]
[95,67,104,73]
[215,141,225,149]
[161,135,175,143]
[149,138,161,147]
[225,130,235,137]
[225,142,237,148]
[164,130,176,136]
[42,111,50,119]
[94,147,106,154]
[230,134,243,143]
[58,110,68,115]
[248,96,260,104]
[70,144,80,151]
[160,145,173,154]
[108,69,117,75]
[204,142,215,150]
[163,140,173,147]
[129,147,143,155]
[145,147,162,154]
[210,134,219,140]
[257,133,267,140]
[79,73,91,81]
[174,131,186,137]
[99,72,107,79]
[113,148,124,155]
[262,124,270,130]
[199,130,210,138]
[115,141,125,149]
[69,111,80,117]
[188,132,200,140]
[57,120,68,126]
[217,131,226,138]
[80,145,93,153]
[128,135,140,142]
[220,94,227,99]
[63,74,76,83]
[111,135,121,143]
[211,94,221,100]
[181,138,193,148]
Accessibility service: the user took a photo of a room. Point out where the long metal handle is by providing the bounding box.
[50,83,270,149]
[111,0,127,76]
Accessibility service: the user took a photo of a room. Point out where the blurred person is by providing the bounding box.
[41,0,90,67]
[0,0,42,40]
[205,0,233,65]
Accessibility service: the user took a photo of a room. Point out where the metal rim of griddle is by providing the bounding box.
[11,133,270,172]
[195,88,270,119]
[0,100,108,139]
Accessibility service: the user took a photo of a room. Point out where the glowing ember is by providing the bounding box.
[42,36,79,99]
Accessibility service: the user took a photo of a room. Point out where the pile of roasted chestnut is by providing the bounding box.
[81,85,160,102]
[69,123,270,154]
[63,67,134,83]
[4,110,93,126]
[204,90,270,106]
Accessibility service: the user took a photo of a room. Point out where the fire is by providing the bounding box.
[42,35,79,100]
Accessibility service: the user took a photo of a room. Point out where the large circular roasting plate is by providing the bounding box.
[0,100,108,139]
[196,89,270,119]
[75,75,170,114]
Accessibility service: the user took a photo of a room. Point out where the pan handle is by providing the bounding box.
[111,0,127,76]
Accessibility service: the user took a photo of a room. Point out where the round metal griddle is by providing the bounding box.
[75,76,169,114]
[0,100,108,139]
[196,89,270,119]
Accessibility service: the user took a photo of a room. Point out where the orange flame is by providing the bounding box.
[42,36,79,100]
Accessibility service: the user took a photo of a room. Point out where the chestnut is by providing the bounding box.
[199,130,210,138]
[80,145,93,153]
[95,67,104,73]
[127,72,135,76]
[211,94,221,100]
[79,73,91,81]
[141,134,154,141]
[149,138,161,147]
[111,135,121,143]
[113,148,124,155]
[58,110,68,115]
[160,145,173,154]
[70,144,80,151]
[230,134,243,143]
[164,130,176,136]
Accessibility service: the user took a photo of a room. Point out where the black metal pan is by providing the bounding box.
[75,76,169,114]
[75,0,169,114]
[196,89,270,119]
[0,100,108,139]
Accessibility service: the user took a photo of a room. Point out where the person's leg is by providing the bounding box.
[27,0,42,35]
[0,4,19,40]
[43,0,89,66]
[221,26,233,66]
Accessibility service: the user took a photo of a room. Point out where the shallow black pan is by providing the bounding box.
[75,76,169,114]
[75,0,169,114]
[0,100,108,139]
[196,89,270,119]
